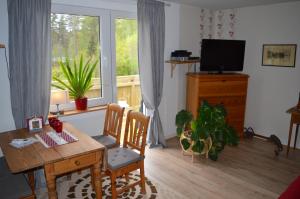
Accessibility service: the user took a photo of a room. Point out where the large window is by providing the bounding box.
[50,5,140,110]
[51,13,102,99]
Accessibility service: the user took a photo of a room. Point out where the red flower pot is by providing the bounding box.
[75,97,87,110]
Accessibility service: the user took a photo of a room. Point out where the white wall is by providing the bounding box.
[176,5,203,118]
[179,4,202,57]
[235,1,300,147]
[0,0,15,133]
[160,2,181,139]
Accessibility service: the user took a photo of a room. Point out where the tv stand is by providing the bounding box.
[186,73,249,137]
[207,71,239,75]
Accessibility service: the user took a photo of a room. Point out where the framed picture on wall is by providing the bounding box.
[262,44,297,67]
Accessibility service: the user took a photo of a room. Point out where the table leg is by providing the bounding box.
[92,162,102,199]
[294,124,299,150]
[90,167,95,190]
[44,165,57,199]
[27,171,35,194]
[46,175,57,199]
[287,120,294,156]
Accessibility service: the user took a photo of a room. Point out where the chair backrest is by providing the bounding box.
[123,110,150,156]
[103,103,125,145]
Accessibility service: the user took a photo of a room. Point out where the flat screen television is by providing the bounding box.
[200,39,246,73]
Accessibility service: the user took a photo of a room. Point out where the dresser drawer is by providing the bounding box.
[198,80,247,96]
[226,106,246,119]
[199,96,246,107]
[53,152,97,175]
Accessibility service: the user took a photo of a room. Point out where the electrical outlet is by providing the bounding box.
[0,44,5,48]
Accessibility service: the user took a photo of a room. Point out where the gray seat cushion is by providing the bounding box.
[92,135,118,149]
[0,157,33,199]
[108,147,144,170]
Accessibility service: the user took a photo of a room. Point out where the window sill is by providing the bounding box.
[49,104,107,118]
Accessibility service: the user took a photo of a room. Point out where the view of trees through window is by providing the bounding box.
[115,18,141,111]
[51,13,101,99]
[115,19,138,76]
[51,13,140,108]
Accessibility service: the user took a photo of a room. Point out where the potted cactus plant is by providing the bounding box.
[176,101,239,161]
[52,55,98,110]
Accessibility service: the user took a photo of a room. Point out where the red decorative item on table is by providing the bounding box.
[48,117,63,133]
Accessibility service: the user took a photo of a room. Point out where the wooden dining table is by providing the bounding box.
[0,122,105,199]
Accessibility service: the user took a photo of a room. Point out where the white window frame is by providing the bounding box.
[110,10,138,103]
[51,4,113,110]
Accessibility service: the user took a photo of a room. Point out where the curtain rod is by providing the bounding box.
[133,0,171,7]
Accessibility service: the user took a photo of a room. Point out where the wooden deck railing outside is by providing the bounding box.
[53,75,141,111]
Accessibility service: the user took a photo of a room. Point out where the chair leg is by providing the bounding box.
[140,161,146,194]
[110,173,117,199]
[27,171,35,195]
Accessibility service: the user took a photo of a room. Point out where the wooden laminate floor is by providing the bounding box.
[144,137,300,199]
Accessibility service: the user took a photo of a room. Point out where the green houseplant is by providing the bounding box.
[52,55,98,110]
[175,101,239,161]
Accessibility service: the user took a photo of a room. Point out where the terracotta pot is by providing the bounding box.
[75,97,87,110]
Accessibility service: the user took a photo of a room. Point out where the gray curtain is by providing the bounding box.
[7,0,51,128]
[137,0,166,147]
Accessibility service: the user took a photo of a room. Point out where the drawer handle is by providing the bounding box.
[75,160,80,166]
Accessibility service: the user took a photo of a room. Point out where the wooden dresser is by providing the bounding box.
[186,73,249,137]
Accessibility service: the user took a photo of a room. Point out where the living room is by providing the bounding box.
[0,0,299,198]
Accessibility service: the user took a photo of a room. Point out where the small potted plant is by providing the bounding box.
[175,101,239,161]
[52,55,98,110]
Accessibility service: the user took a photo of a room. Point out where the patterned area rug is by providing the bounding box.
[36,169,158,199]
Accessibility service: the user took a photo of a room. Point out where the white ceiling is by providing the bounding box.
[164,0,300,9]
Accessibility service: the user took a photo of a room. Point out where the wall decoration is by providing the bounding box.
[213,9,237,39]
[199,9,237,58]
[228,9,237,39]
[199,8,214,57]
[215,10,224,39]
[262,44,297,67]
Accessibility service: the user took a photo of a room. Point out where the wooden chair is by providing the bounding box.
[92,103,125,149]
[0,157,35,199]
[106,110,150,199]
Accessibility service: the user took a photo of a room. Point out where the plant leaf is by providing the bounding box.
[176,127,183,137]
[192,140,204,153]
[208,147,218,161]
[181,138,191,151]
